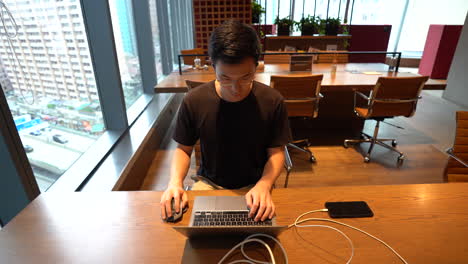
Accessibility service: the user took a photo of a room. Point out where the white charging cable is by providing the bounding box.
[239,234,288,264]
[288,209,355,264]
[289,209,409,264]
[217,237,276,264]
[218,208,409,264]
[0,0,35,104]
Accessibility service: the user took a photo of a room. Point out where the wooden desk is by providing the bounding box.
[1,183,467,263]
[154,63,446,94]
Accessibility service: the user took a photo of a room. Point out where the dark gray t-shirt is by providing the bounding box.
[173,80,291,189]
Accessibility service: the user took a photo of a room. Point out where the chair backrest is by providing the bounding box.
[185,80,206,90]
[445,111,468,182]
[270,75,323,118]
[181,48,206,66]
[366,76,429,118]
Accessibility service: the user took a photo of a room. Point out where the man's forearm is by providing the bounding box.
[258,147,286,188]
[169,147,192,187]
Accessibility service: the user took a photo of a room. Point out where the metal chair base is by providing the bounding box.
[287,142,316,163]
[344,120,405,164]
[283,141,316,188]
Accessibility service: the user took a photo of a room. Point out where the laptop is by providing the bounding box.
[173,196,287,238]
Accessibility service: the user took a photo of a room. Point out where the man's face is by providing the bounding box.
[214,57,256,102]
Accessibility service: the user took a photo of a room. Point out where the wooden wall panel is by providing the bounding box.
[193,0,252,53]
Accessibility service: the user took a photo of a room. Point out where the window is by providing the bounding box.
[397,0,468,56]
[278,0,291,20]
[264,0,278,25]
[108,0,144,109]
[148,0,163,79]
[1,0,194,226]
[0,0,105,192]
[167,0,195,66]
[347,0,407,53]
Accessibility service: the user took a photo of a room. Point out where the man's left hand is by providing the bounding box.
[245,181,275,221]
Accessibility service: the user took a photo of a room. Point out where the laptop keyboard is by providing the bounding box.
[192,211,272,227]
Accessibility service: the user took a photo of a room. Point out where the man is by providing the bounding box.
[160,20,291,223]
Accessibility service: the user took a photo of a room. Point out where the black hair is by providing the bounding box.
[208,19,261,66]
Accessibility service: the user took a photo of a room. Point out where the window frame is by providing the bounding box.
[0,0,194,225]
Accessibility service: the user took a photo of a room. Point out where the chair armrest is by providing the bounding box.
[373,96,422,103]
[355,91,369,100]
[353,90,370,110]
[284,146,293,170]
[446,148,468,168]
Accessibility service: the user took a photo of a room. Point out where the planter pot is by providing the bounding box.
[252,13,260,24]
[301,25,317,36]
[277,24,290,36]
[325,24,340,35]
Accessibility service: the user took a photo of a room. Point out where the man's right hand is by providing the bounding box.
[160,184,188,220]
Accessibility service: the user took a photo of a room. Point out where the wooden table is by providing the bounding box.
[154,63,446,94]
[1,183,467,263]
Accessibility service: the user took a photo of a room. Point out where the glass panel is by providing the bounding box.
[148,0,163,79]
[0,0,105,192]
[326,0,342,21]
[298,0,346,23]
[278,0,291,20]
[108,0,143,108]
[292,0,345,34]
[348,0,407,52]
[397,0,468,56]
[168,0,181,66]
[265,0,278,25]
[293,0,303,33]
[303,0,317,20]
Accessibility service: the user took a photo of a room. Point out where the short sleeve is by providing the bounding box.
[268,100,292,148]
[173,98,199,146]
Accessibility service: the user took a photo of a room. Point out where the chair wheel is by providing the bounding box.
[364,156,370,163]
[309,156,316,163]
[392,140,397,147]
[397,155,405,164]
[343,142,349,148]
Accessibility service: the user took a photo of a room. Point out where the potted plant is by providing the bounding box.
[321,17,341,36]
[274,16,295,36]
[295,15,320,36]
[251,2,265,24]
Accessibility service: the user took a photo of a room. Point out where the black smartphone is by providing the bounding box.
[325,201,374,218]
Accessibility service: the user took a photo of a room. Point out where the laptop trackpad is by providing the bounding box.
[215,196,247,210]
[193,196,247,211]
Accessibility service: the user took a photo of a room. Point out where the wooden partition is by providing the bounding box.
[264,35,351,51]
[419,25,463,79]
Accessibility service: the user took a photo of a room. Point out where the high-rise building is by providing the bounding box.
[0,0,98,102]
[0,0,106,191]
[115,0,137,57]
[0,59,13,93]
[108,0,143,108]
